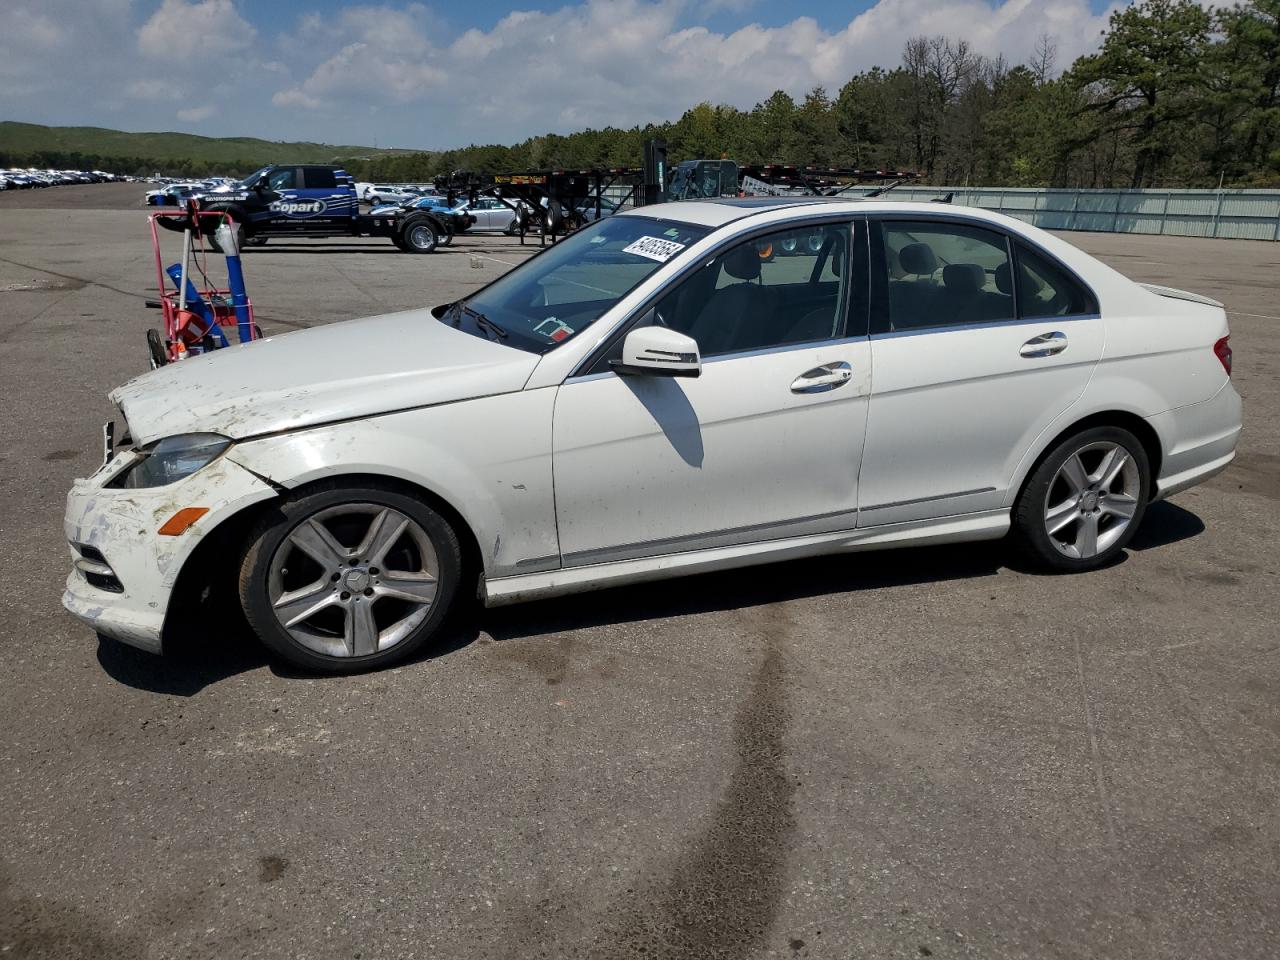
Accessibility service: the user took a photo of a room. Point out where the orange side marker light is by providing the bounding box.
[158,507,210,536]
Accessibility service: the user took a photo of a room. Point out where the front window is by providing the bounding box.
[236,165,271,189]
[266,167,297,191]
[450,216,710,353]
[638,221,853,358]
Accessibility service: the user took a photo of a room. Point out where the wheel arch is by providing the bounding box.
[282,473,484,588]
[1009,409,1163,508]
[163,471,485,648]
[201,202,249,227]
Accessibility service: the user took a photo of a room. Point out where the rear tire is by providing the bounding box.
[1011,425,1150,572]
[239,484,462,673]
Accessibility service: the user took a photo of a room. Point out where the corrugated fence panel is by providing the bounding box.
[839,186,1280,240]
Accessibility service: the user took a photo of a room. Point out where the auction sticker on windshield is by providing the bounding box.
[622,236,686,262]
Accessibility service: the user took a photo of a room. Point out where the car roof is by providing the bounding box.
[618,197,1011,229]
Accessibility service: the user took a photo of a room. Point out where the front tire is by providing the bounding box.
[1011,426,1150,572]
[239,485,461,673]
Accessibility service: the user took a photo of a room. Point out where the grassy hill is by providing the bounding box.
[0,121,415,174]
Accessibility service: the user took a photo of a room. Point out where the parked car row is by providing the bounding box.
[135,170,625,236]
[144,177,241,206]
[1,168,129,190]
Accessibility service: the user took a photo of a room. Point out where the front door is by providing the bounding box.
[552,219,871,566]
[858,217,1105,526]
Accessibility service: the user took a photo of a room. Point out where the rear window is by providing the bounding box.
[1014,241,1098,317]
[303,168,337,189]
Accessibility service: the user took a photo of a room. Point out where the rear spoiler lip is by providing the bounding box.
[1141,282,1224,309]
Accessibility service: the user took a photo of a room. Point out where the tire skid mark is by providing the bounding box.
[595,604,797,960]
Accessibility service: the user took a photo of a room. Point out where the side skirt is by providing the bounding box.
[482,509,1010,607]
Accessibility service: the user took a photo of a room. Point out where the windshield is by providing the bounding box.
[451,216,711,353]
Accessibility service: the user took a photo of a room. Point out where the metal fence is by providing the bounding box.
[842,186,1280,241]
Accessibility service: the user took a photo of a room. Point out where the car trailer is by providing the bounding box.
[433,167,651,246]
[665,159,919,201]
[431,140,920,244]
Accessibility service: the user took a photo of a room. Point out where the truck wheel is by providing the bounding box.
[400,220,438,254]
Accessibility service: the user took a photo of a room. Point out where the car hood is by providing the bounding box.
[112,309,539,445]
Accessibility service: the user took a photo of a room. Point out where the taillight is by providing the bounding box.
[1213,336,1232,376]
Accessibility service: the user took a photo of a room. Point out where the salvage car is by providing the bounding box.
[370,194,477,236]
[64,198,1242,672]
[456,196,530,234]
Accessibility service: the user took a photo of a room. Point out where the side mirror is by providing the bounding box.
[611,326,701,378]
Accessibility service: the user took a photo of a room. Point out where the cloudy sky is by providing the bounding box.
[1,0,1123,150]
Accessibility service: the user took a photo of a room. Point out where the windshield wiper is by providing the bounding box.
[461,304,508,341]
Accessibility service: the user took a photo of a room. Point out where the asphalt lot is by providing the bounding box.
[1,182,1277,960]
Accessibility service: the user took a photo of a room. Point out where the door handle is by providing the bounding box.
[791,361,852,393]
[1020,331,1068,358]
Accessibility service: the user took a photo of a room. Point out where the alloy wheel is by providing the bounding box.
[266,504,440,658]
[1043,441,1141,560]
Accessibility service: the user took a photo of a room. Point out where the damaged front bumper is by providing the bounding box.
[62,450,278,654]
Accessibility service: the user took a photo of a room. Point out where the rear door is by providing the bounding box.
[294,166,349,232]
[858,216,1104,526]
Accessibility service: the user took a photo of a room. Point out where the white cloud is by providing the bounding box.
[0,0,1125,151]
[138,0,255,61]
[177,104,216,122]
[270,0,1121,145]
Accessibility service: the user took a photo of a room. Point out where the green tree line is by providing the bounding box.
[346,0,1278,189]
[5,0,1276,188]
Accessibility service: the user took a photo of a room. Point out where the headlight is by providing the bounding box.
[108,433,232,489]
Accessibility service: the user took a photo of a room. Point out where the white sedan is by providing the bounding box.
[64,199,1242,672]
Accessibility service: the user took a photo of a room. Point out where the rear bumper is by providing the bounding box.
[1148,381,1242,500]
